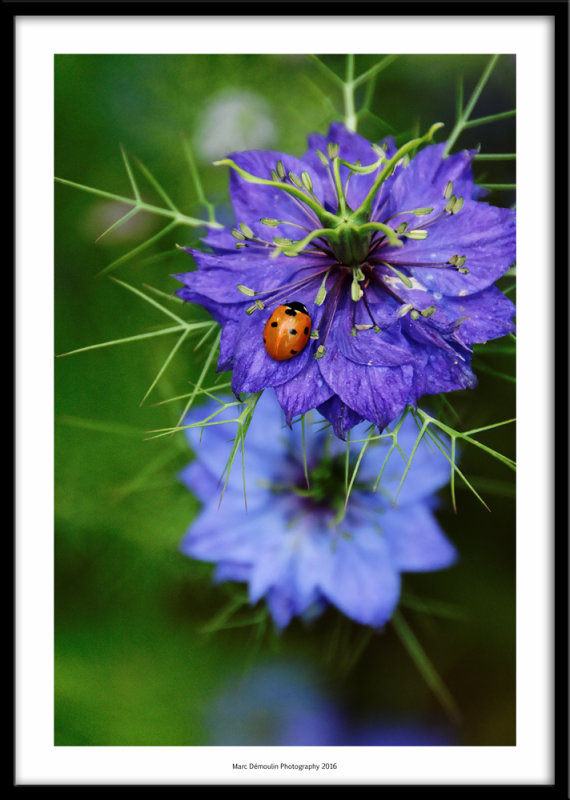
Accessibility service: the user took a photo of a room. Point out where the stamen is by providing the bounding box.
[301,171,313,191]
[239,222,254,239]
[315,268,333,306]
[378,261,413,288]
[276,161,286,180]
[451,196,464,214]
[351,274,362,302]
[327,142,340,159]
[288,171,303,189]
[444,181,454,199]
[237,267,331,311]
[404,229,428,240]
[316,149,329,167]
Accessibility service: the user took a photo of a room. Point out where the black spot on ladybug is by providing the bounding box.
[289,329,297,335]
[271,321,278,327]
[285,308,297,317]
[263,338,266,344]
[304,326,309,335]
[290,349,298,355]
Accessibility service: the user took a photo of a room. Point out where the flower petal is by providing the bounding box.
[382,503,457,571]
[384,200,516,296]
[227,150,325,236]
[316,395,364,439]
[318,340,416,429]
[441,285,516,344]
[318,528,402,628]
[274,360,334,424]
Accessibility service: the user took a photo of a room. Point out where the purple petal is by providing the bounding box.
[332,297,417,367]
[318,341,416,429]
[384,144,478,220]
[421,347,478,394]
[383,201,515,296]
[227,150,325,235]
[304,123,395,212]
[441,285,516,344]
[316,395,364,439]
[274,359,334,424]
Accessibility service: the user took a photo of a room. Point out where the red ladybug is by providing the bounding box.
[263,302,312,361]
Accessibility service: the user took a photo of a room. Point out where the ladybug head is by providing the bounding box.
[285,301,309,315]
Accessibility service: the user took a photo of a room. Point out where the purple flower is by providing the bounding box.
[176,122,515,438]
[179,392,456,631]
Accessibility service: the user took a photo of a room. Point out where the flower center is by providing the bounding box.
[225,123,474,360]
[269,452,363,518]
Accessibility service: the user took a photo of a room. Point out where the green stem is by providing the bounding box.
[444,54,500,156]
[54,176,222,229]
[356,123,443,219]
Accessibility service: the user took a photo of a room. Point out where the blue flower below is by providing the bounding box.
[180,392,457,630]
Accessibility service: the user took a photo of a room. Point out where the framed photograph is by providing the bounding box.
[14,4,567,789]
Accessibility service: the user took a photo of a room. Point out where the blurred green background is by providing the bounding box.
[55,54,516,746]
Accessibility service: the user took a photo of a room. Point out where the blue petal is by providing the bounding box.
[381,503,457,571]
[317,526,402,627]
[178,461,218,503]
[213,562,252,584]
[349,414,452,503]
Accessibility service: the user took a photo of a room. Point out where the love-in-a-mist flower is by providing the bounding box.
[176,122,515,438]
[179,392,456,631]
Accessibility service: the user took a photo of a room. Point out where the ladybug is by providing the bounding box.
[263,301,312,361]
